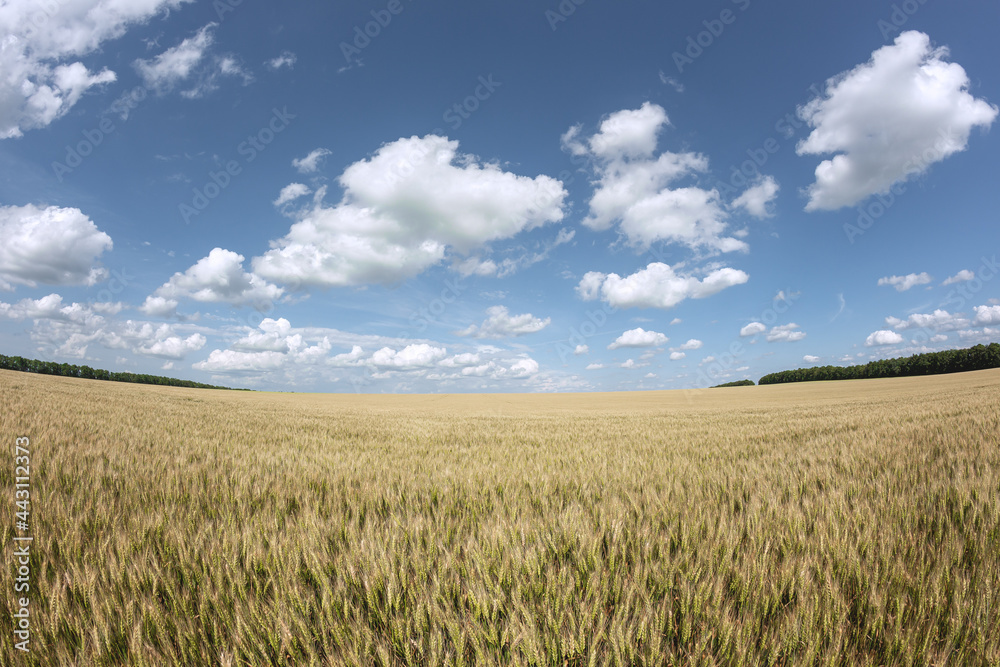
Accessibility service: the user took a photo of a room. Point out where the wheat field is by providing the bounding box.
[1,368,999,666]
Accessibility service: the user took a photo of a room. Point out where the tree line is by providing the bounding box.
[0,353,243,391]
[711,380,755,388]
[758,343,1000,386]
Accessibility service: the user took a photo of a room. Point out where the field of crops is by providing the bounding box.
[1,368,999,665]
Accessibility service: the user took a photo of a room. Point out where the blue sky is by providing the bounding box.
[1,0,999,393]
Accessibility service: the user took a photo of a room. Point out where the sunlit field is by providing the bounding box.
[2,368,999,665]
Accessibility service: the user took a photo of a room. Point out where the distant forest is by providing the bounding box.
[758,343,1000,386]
[711,380,755,388]
[0,353,242,391]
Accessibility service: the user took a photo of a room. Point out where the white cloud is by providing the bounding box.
[139,296,179,318]
[670,317,682,325]
[292,148,332,174]
[564,103,748,253]
[138,333,207,359]
[574,345,589,355]
[797,31,998,211]
[670,338,703,351]
[274,183,311,207]
[0,204,112,290]
[658,71,684,93]
[644,372,657,379]
[886,309,970,331]
[371,344,447,369]
[585,363,604,370]
[731,176,779,218]
[803,355,821,363]
[766,323,806,343]
[878,272,932,292]
[457,306,550,339]
[254,135,566,287]
[143,248,283,313]
[620,359,637,369]
[135,24,215,93]
[669,351,686,361]
[865,330,904,346]
[5,300,210,360]
[0,294,113,328]
[0,0,188,137]
[266,51,297,70]
[194,349,286,373]
[453,257,498,278]
[942,270,975,286]
[740,322,767,337]
[577,262,748,310]
[974,305,1000,325]
[608,327,668,350]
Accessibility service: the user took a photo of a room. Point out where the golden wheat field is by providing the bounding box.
[1,368,999,666]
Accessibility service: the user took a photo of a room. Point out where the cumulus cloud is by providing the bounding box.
[608,328,669,350]
[942,270,975,286]
[803,355,821,363]
[457,306,550,339]
[253,135,566,287]
[766,323,806,343]
[274,183,311,207]
[292,148,332,173]
[563,102,748,253]
[740,322,767,337]
[453,257,498,278]
[669,351,686,361]
[0,0,187,137]
[369,344,447,369]
[577,262,748,310]
[0,204,112,290]
[878,272,932,292]
[574,345,589,355]
[266,51,297,70]
[885,309,970,331]
[134,24,215,94]
[195,317,335,374]
[585,363,604,370]
[866,330,904,346]
[138,332,207,359]
[731,176,780,218]
[142,248,283,315]
[974,305,1000,325]
[797,31,998,211]
[0,294,114,328]
[0,295,210,360]
[670,338,703,351]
